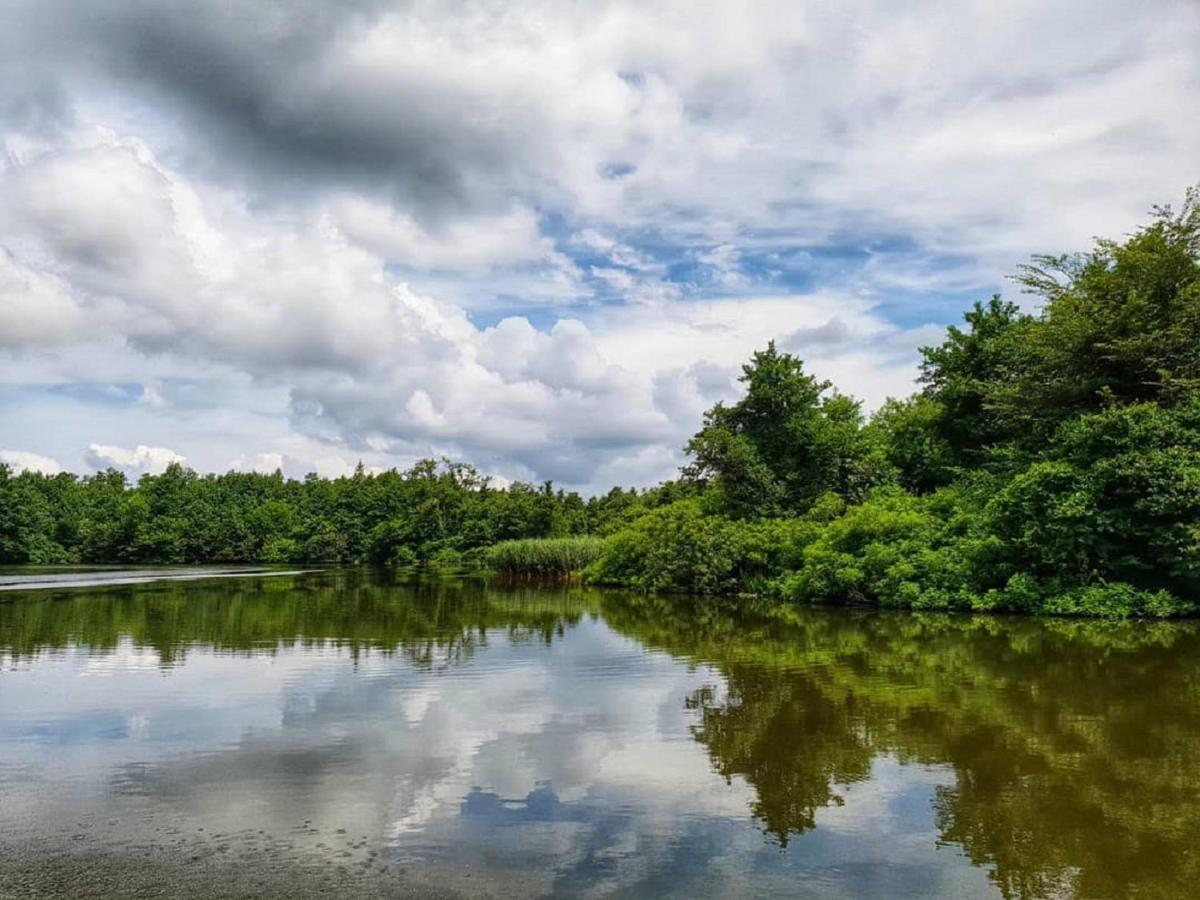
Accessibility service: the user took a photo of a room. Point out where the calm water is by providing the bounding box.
[1,571,1198,899]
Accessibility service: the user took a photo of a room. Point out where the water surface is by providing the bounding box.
[0,565,300,591]
[1,571,1197,898]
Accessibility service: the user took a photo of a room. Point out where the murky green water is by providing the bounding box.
[1,571,1197,898]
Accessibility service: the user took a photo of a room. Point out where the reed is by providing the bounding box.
[485,537,605,576]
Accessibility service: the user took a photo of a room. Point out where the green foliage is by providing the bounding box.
[0,459,646,568]
[917,295,1033,466]
[486,537,605,576]
[984,400,1200,598]
[867,395,955,492]
[684,342,893,517]
[1008,189,1200,417]
[585,500,811,594]
[774,489,937,607]
[1037,582,1186,618]
[917,188,1200,461]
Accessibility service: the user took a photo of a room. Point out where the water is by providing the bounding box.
[1,571,1197,898]
[0,566,300,591]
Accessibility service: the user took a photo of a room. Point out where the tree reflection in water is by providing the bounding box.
[604,593,1200,899]
[2,572,1198,898]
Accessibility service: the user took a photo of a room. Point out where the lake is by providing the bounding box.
[1,570,1197,898]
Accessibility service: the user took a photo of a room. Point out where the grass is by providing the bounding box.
[485,537,606,576]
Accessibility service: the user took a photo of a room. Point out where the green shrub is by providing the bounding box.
[259,537,300,563]
[429,547,466,567]
[1041,583,1193,618]
[585,500,806,594]
[983,401,1200,598]
[771,489,960,609]
[386,545,419,567]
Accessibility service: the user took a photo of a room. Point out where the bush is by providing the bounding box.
[259,537,300,563]
[984,401,1200,598]
[1041,582,1193,618]
[585,500,806,594]
[769,489,973,609]
[429,547,466,568]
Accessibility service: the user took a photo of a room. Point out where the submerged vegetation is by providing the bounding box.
[3,190,1199,616]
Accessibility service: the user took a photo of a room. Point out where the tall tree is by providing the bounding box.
[685,342,889,517]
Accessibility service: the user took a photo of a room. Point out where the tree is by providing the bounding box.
[868,395,955,492]
[685,342,890,517]
[1001,188,1200,428]
[918,296,1031,466]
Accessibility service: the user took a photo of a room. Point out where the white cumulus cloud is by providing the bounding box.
[85,443,186,475]
[0,450,64,475]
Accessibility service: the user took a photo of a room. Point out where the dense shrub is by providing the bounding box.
[1038,583,1191,618]
[982,401,1200,599]
[765,489,984,610]
[585,500,814,594]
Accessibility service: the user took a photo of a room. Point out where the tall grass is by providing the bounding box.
[486,537,606,576]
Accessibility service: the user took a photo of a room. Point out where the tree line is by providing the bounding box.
[0,456,689,568]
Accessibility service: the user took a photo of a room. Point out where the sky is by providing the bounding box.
[1,0,1197,492]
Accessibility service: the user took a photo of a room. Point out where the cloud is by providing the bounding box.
[226,452,286,475]
[781,317,854,350]
[9,0,1194,255]
[85,443,186,475]
[0,450,64,475]
[0,0,1197,490]
[0,249,86,348]
[5,0,638,219]
[695,244,749,290]
[330,198,569,275]
[5,128,910,487]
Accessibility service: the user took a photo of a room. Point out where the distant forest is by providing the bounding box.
[0,456,683,570]
[4,189,1199,617]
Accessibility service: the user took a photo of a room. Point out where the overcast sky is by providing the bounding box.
[1,0,1197,491]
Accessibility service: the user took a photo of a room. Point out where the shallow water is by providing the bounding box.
[1,571,1197,898]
